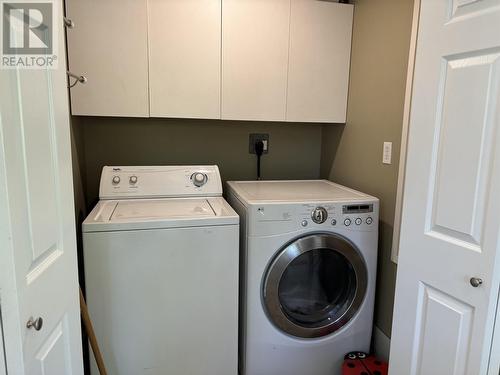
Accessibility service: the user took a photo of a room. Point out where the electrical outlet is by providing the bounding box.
[249,134,269,154]
[383,142,392,164]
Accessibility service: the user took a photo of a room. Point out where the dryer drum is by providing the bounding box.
[262,233,368,338]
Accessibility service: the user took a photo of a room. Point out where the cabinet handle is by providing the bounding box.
[26,316,43,331]
[67,71,87,88]
[64,17,75,29]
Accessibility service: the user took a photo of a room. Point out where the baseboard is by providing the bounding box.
[373,326,391,362]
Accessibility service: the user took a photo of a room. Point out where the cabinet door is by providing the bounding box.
[222,0,290,121]
[287,1,353,123]
[66,0,149,117]
[149,0,221,119]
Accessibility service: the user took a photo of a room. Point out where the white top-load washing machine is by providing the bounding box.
[226,180,379,375]
[83,166,239,375]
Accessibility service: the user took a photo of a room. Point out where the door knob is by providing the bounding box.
[26,316,43,331]
[470,277,483,288]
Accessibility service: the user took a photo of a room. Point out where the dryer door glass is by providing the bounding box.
[263,233,367,338]
[278,249,356,328]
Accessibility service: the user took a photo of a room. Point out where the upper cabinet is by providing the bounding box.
[287,1,353,123]
[148,0,221,119]
[66,0,353,123]
[65,0,149,117]
[222,0,290,121]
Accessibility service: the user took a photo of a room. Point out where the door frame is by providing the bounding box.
[0,301,6,375]
[488,288,500,374]
[0,118,23,374]
[391,0,421,263]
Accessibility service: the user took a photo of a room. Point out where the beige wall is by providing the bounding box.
[75,117,323,208]
[321,0,414,337]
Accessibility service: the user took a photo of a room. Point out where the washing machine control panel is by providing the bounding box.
[99,165,223,199]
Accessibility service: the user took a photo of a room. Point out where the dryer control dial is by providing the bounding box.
[311,207,328,224]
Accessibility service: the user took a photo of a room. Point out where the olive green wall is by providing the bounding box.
[321,0,414,337]
[74,117,323,209]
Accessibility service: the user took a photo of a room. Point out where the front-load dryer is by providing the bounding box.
[226,180,379,375]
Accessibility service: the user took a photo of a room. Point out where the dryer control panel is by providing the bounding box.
[340,204,375,227]
[248,200,379,236]
[298,203,376,231]
[99,165,223,199]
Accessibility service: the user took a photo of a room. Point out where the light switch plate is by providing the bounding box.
[383,142,392,164]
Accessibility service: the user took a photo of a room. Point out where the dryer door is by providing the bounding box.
[263,233,367,338]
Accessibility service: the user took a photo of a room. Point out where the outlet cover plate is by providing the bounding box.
[249,133,269,154]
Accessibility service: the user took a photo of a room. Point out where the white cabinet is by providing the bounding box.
[222,0,290,121]
[221,0,353,123]
[66,0,353,122]
[148,0,221,119]
[65,0,149,117]
[287,1,353,123]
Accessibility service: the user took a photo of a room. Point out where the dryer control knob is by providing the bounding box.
[112,176,120,185]
[129,175,138,184]
[311,207,328,224]
[344,218,352,226]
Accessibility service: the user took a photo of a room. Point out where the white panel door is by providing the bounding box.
[390,1,500,374]
[65,0,149,117]
[149,0,221,119]
[222,0,290,121]
[0,0,84,373]
[286,0,353,123]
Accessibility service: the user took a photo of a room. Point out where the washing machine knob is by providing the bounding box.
[112,175,120,185]
[344,218,352,226]
[311,207,328,224]
[191,172,208,187]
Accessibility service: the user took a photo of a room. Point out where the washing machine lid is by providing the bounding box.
[227,180,376,204]
[82,197,238,232]
[111,198,214,221]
